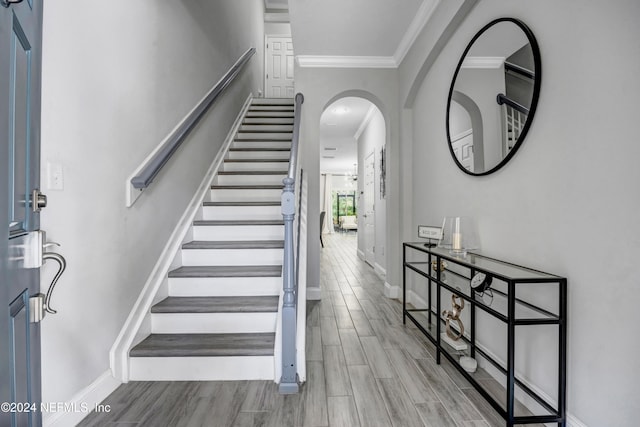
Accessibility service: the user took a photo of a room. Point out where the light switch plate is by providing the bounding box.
[418,225,443,240]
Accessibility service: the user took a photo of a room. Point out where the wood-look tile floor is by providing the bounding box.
[79,233,505,427]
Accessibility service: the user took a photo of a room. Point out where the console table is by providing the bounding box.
[402,242,567,427]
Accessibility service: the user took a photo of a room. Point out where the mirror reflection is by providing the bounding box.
[447,18,540,175]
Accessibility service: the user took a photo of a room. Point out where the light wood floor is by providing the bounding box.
[79,233,506,427]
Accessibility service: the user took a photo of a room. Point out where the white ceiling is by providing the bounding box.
[289,0,439,67]
[320,97,375,175]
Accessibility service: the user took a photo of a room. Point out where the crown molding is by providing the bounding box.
[462,56,505,69]
[294,0,443,69]
[296,55,397,69]
[394,0,441,65]
[354,105,377,140]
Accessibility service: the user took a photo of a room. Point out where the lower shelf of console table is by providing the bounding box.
[402,242,567,427]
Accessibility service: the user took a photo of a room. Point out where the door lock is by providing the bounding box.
[31,188,47,212]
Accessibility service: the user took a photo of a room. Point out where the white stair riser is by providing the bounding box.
[210,188,282,202]
[151,312,277,334]
[168,276,281,297]
[201,205,281,220]
[227,151,290,160]
[252,98,293,105]
[129,356,274,381]
[216,174,286,186]
[223,162,288,172]
[249,105,294,111]
[235,132,291,140]
[244,117,293,124]
[232,140,291,150]
[181,248,283,266]
[193,225,284,241]
[240,124,293,132]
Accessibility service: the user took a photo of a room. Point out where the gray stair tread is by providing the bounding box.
[217,171,287,176]
[151,296,279,313]
[193,219,284,226]
[229,148,291,152]
[182,240,284,249]
[237,130,293,133]
[211,184,283,190]
[130,333,275,357]
[203,201,281,206]
[234,138,292,142]
[224,159,289,163]
[169,265,282,278]
[234,136,293,141]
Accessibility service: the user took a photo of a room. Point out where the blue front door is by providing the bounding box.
[0,0,44,426]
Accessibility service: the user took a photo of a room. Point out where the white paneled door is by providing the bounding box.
[1,1,45,426]
[363,152,375,266]
[265,36,294,98]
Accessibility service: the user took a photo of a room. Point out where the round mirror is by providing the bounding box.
[446,18,541,175]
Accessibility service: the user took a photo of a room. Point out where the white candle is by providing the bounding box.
[452,232,462,250]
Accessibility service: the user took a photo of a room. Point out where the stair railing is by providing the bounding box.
[279,92,304,393]
[130,47,255,191]
[497,93,529,154]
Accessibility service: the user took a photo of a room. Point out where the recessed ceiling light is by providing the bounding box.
[332,106,349,115]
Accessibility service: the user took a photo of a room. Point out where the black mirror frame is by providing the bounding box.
[446,17,542,176]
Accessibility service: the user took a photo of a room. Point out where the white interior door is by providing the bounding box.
[363,152,375,265]
[1,1,44,426]
[265,36,294,98]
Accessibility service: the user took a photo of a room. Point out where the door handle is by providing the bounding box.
[1,0,24,7]
[42,251,67,314]
[28,236,67,322]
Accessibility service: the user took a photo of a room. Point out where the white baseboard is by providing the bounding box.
[306,286,321,300]
[383,282,400,299]
[357,249,365,260]
[374,262,386,279]
[43,371,120,427]
[568,414,588,427]
[109,94,254,382]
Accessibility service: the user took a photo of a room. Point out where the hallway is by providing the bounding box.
[79,233,503,426]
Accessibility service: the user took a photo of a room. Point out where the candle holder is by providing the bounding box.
[438,216,478,256]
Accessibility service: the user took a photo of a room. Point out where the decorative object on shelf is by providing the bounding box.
[460,356,478,373]
[446,17,541,176]
[443,294,465,340]
[471,271,494,306]
[431,259,448,272]
[439,216,478,256]
[418,225,443,248]
[471,272,492,292]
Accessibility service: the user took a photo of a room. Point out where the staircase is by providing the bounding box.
[129,98,294,381]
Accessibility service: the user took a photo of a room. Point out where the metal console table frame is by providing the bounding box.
[402,242,567,427]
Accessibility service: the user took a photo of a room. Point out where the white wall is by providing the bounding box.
[401,0,640,425]
[356,109,387,274]
[290,66,401,292]
[40,0,263,410]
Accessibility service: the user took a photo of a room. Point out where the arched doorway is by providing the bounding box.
[319,96,386,270]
